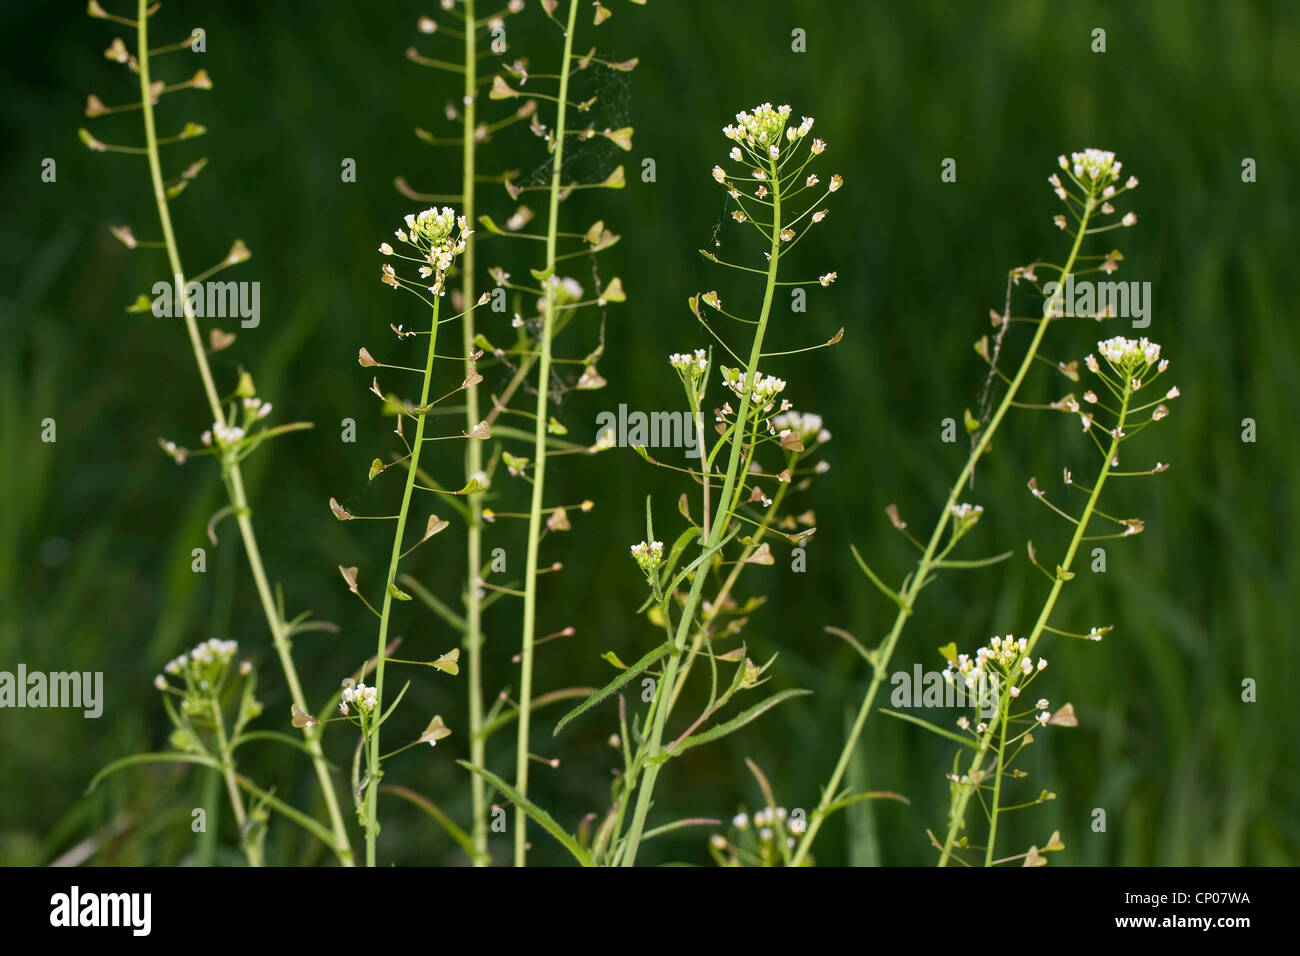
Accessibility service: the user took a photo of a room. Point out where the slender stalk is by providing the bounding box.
[983,687,1010,867]
[515,0,579,867]
[134,0,353,866]
[790,191,1098,867]
[364,299,443,866]
[621,155,785,867]
[938,383,1132,866]
[459,0,489,866]
[210,699,261,866]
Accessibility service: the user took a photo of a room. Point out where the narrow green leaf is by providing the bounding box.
[824,626,873,664]
[821,790,911,819]
[86,752,219,794]
[553,643,674,735]
[233,773,340,851]
[231,731,338,767]
[400,574,467,633]
[656,525,703,591]
[670,689,812,756]
[878,708,976,749]
[383,784,485,864]
[850,544,906,610]
[935,550,1015,570]
[457,761,592,866]
[474,687,595,743]
[636,817,721,843]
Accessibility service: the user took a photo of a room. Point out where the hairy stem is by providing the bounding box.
[135,0,352,866]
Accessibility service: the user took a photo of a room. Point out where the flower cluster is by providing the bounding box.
[944,634,1047,698]
[159,638,240,692]
[772,410,830,445]
[669,348,710,405]
[711,103,843,246]
[629,539,664,575]
[1049,150,1138,231]
[1059,149,1124,188]
[1096,335,1160,374]
[381,206,470,296]
[1081,336,1177,425]
[340,681,378,717]
[709,804,808,866]
[720,366,788,411]
[722,103,802,158]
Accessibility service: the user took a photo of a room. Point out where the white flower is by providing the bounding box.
[212,422,246,445]
[1122,211,1138,227]
[630,540,664,573]
[1068,149,1121,185]
[712,165,726,184]
[819,271,837,286]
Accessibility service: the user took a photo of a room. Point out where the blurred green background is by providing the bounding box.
[1,0,1296,866]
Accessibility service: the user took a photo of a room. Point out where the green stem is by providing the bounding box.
[460,0,489,867]
[134,0,353,867]
[364,297,442,867]
[790,188,1099,868]
[515,0,579,868]
[210,699,261,866]
[620,155,785,867]
[983,685,1010,866]
[938,382,1133,866]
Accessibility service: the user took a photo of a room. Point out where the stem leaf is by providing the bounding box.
[457,761,592,866]
[553,642,674,735]
[668,689,812,757]
[879,708,977,749]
